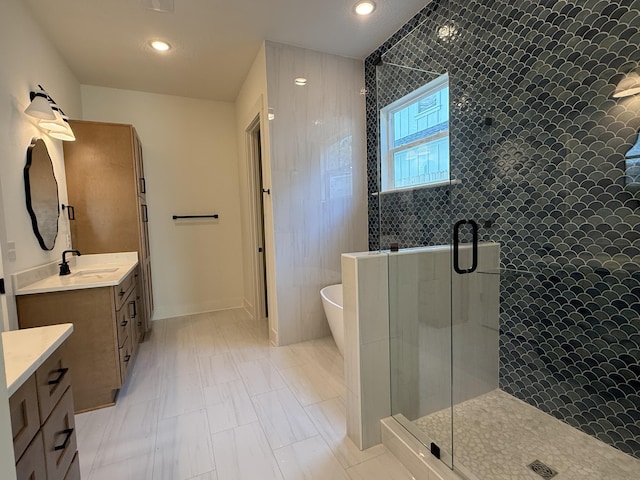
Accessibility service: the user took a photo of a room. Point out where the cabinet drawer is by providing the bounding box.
[64,452,81,480]
[116,295,131,348]
[113,269,136,310]
[15,430,47,480]
[119,335,133,383]
[35,345,71,422]
[9,374,40,462]
[42,387,77,480]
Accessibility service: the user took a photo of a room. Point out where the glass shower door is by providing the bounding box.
[444,0,503,474]
[378,58,455,469]
[376,3,457,467]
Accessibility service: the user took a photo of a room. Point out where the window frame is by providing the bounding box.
[380,73,450,192]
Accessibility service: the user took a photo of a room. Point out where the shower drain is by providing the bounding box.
[528,460,558,479]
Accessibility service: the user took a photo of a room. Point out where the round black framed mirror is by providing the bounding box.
[24,138,60,250]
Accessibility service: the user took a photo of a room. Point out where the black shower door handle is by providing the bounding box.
[453,219,478,274]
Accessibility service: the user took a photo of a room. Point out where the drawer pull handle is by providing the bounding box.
[129,300,137,318]
[119,290,125,297]
[54,428,74,451]
[48,368,69,386]
[124,354,131,363]
[121,320,128,327]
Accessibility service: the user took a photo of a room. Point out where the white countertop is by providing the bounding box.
[14,252,138,295]
[2,324,73,396]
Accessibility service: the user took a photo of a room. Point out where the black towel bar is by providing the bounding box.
[172,214,219,220]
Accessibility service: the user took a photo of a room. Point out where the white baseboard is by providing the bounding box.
[243,298,254,320]
[152,297,244,321]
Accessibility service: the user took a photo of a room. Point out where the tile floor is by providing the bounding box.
[75,309,414,480]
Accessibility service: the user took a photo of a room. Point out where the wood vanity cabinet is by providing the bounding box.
[63,120,154,337]
[17,268,141,412]
[9,342,80,480]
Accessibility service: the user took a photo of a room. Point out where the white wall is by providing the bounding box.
[81,86,244,320]
[0,0,81,475]
[0,0,81,331]
[234,44,281,342]
[265,42,368,345]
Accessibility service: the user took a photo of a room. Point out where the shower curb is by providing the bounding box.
[381,417,466,480]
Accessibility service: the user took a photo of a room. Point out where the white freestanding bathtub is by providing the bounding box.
[321,284,344,356]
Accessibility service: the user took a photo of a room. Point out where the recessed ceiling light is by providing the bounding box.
[294,77,308,86]
[354,1,376,16]
[150,40,171,52]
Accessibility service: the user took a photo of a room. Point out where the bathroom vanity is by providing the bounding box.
[14,253,141,412]
[3,323,79,480]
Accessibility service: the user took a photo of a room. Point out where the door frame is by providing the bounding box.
[245,114,268,323]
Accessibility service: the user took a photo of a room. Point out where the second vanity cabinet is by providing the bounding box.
[10,350,79,480]
[3,325,79,480]
[17,268,141,412]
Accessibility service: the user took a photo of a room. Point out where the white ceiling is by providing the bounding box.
[25,0,429,102]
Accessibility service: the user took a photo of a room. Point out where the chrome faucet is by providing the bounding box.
[59,249,81,276]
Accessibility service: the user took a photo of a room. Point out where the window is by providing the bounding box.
[380,73,450,191]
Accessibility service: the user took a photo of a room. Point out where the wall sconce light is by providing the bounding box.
[38,105,66,132]
[613,72,640,98]
[24,87,56,120]
[24,85,76,141]
[48,117,76,141]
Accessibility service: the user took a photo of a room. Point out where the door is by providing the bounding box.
[378,53,456,469]
[247,116,269,322]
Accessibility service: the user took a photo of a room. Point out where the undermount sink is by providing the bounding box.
[70,267,119,277]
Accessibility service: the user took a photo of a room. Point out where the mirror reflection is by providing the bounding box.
[625,131,640,191]
[24,138,59,250]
